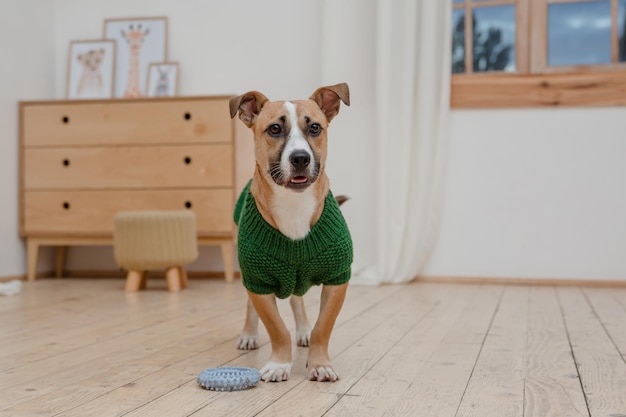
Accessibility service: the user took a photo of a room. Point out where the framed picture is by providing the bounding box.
[66,40,116,99]
[146,62,179,97]
[103,16,168,98]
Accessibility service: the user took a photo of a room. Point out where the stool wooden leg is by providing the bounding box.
[125,270,145,292]
[179,267,189,289]
[166,267,182,292]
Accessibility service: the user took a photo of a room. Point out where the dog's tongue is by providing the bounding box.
[290,176,308,184]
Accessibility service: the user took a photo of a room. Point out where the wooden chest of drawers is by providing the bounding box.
[19,96,252,282]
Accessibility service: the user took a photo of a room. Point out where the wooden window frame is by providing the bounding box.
[451,0,626,108]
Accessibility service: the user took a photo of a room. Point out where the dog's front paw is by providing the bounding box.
[307,365,339,382]
[295,330,311,347]
[237,335,259,350]
[259,362,291,382]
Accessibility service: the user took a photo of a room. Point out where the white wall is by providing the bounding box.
[320,0,378,267]
[0,0,56,276]
[53,0,322,101]
[423,108,626,281]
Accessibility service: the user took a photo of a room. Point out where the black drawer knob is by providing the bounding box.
[62,202,70,210]
[184,112,192,120]
[62,116,70,124]
[62,159,70,167]
[185,201,192,209]
[184,156,192,165]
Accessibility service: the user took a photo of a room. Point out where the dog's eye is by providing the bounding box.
[309,123,322,136]
[267,124,282,137]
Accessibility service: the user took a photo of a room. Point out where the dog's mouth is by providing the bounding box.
[269,160,320,191]
[286,175,311,190]
[290,176,308,185]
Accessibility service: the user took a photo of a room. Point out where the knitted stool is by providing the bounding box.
[113,210,198,292]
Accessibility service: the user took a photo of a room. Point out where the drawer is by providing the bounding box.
[24,144,233,189]
[21,97,233,147]
[23,189,234,236]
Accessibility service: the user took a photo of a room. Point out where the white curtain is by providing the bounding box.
[323,0,452,285]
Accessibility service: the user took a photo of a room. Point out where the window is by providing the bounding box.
[451,0,626,108]
[452,0,518,74]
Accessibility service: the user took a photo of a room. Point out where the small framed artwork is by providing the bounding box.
[146,62,179,97]
[66,40,116,99]
[103,16,168,98]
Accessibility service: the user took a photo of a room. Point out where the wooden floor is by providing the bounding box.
[1,279,626,417]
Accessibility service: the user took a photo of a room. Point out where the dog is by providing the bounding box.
[229,83,352,383]
[237,193,350,352]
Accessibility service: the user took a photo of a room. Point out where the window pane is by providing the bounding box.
[548,1,611,66]
[617,0,626,62]
[473,6,516,72]
[453,0,465,4]
[452,9,466,73]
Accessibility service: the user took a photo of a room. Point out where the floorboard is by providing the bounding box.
[1,279,626,417]
[524,287,588,417]
[558,287,626,417]
[456,285,528,417]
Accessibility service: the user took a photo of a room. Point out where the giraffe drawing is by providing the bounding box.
[121,24,149,98]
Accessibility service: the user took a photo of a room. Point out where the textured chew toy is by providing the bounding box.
[196,367,261,391]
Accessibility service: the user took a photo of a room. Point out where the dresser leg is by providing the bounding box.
[55,246,67,278]
[26,239,40,281]
[220,240,235,283]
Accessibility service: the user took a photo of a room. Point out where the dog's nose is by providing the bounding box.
[290,151,311,170]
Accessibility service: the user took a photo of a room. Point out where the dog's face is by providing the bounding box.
[230,84,350,192]
[253,99,328,191]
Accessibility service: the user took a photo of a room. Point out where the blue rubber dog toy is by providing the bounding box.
[196,366,260,392]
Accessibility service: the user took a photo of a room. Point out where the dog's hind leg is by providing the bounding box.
[290,296,311,347]
[237,298,260,350]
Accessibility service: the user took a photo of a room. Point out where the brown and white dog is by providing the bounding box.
[229,83,351,382]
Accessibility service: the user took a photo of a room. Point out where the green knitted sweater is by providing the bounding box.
[234,180,353,299]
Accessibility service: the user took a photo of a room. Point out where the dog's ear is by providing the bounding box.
[229,91,269,127]
[310,83,350,122]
